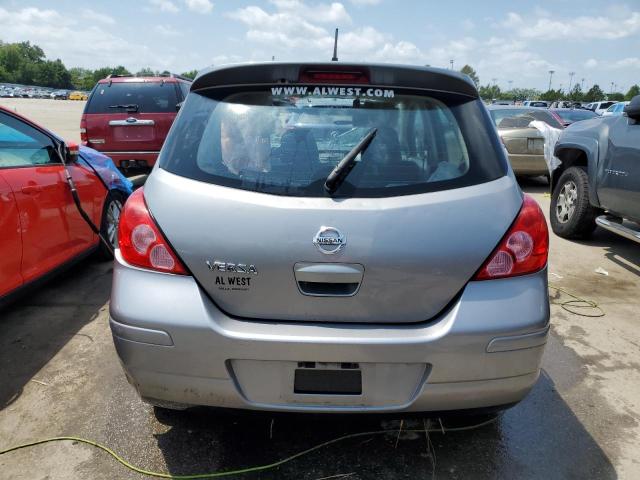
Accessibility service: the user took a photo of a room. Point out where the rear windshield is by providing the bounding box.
[489,108,563,129]
[159,86,506,197]
[553,109,597,122]
[85,82,179,114]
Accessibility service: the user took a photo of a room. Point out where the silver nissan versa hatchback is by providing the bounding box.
[110,63,550,413]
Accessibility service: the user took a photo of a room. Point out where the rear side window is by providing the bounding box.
[160,86,505,197]
[555,109,597,122]
[178,82,190,100]
[490,108,563,129]
[85,82,179,114]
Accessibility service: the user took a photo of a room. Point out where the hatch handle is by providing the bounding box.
[294,263,364,297]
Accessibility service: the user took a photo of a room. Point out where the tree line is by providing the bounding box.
[460,64,639,103]
[0,40,197,90]
[1,41,638,101]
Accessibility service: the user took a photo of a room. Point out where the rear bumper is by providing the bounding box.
[87,150,159,168]
[110,252,550,412]
[507,154,548,176]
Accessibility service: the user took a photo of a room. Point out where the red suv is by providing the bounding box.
[81,73,191,170]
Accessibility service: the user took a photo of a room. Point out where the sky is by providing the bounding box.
[0,0,638,92]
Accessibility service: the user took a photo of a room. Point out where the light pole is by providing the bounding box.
[611,82,614,94]
[568,72,575,92]
[581,78,585,89]
[450,59,454,70]
[548,70,555,91]
[508,80,513,90]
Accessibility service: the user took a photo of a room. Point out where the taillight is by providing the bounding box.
[118,188,188,275]
[474,195,548,280]
[299,69,369,84]
[80,116,87,145]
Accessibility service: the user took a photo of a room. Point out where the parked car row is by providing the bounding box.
[0,86,89,100]
[503,99,629,117]
[583,101,616,115]
[602,101,629,116]
[4,61,638,418]
[1,86,51,98]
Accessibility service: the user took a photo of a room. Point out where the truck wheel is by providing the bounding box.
[550,166,598,239]
[97,191,125,260]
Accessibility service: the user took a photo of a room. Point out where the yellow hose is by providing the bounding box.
[549,284,604,317]
[0,417,497,479]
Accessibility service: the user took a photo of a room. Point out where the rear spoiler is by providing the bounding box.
[105,72,192,82]
[191,62,478,98]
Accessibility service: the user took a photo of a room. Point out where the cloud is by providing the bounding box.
[155,24,180,36]
[611,57,640,69]
[461,19,475,31]
[502,10,640,40]
[268,0,351,24]
[227,2,423,63]
[212,54,244,65]
[348,0,381,5]
[148,0,179,13]
[422,37,477,68]
[81,9,115,25]
[228,5,333,51]
[0,6,183,71]
[585,58,598,69]
[184,0,214,14]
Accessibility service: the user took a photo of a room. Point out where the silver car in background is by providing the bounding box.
[110,63,550,413]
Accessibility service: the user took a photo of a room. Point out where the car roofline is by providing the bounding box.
[96,76,190,84]
[486,105,541,110]
[190,62,478,98]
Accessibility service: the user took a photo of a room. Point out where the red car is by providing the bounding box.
[0,106,129,306]
[81,73,192,170]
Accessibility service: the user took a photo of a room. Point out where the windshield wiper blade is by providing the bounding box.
[108,104,139,111]
[324,128,377,195]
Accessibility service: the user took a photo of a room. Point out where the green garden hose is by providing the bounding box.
[549,284,605,317]
[0,417,496,479]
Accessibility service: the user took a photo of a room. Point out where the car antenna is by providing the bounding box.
[331,28,339,61]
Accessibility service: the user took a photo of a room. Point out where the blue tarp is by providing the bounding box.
[79,146,133,196]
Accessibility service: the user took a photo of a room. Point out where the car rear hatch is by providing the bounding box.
[83,79,179,155]
[145,63,520,324]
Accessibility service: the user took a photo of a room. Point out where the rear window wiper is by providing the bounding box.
[324,128,377,195]
[108,104,139,112]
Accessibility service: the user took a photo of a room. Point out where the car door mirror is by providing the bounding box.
[176,101,184,112]
[623,96,640,121]
[66,141,80,162]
